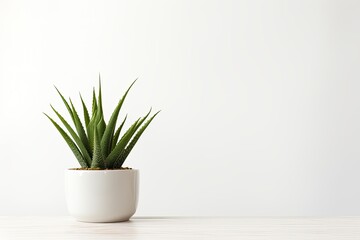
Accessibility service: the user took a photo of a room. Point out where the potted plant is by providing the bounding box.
[44,77,159,222]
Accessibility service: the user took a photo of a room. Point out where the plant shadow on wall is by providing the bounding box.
[43,75,160,223]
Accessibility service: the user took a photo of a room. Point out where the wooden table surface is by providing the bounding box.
[0,216,359,239]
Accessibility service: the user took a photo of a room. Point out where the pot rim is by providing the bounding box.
[66,168,138,172]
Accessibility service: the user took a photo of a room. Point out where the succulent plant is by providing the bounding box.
[44,77,159,169]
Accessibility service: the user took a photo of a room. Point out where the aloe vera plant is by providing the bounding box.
[45,78,159,169]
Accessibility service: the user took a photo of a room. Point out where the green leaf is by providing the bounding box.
[87,109,97,153]
[92,87,97,118]
[111,115,127,151]
[97,117,106,140]
[97,76,104,119]
[54,86,74,123]
[101,80,137,157]
[69,99,92,157]
[44,113,88,168]
[86,87,99,152]
[113,110,159,168]
[96,78,106,139]
[106,118,140,167]
[107,108,152,168]
[80,93,90,127]
[51,105,92,166]
[91,124,105,169]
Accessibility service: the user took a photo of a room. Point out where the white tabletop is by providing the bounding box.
[0,216,359,240]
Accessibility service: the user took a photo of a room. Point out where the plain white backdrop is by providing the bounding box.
[1,0,360,216]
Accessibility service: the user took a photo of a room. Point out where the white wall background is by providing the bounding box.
[0,0,360,216]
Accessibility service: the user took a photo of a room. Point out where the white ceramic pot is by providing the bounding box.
[65,169,139,223]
